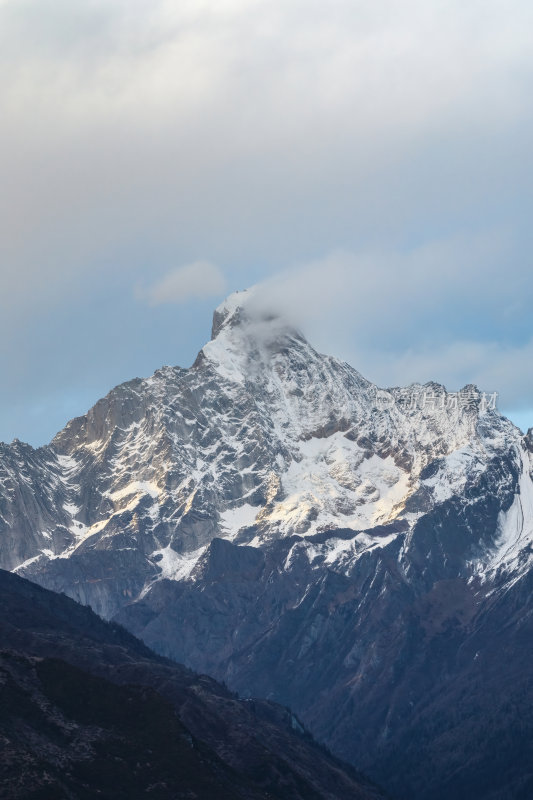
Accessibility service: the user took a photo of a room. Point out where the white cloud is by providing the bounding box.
[248,229,517,336]
[142,261,226,305]
[243,234,533,410]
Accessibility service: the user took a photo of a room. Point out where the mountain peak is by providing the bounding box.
[211,289,255,339]
[201,287,307,385]
[210,287,292,342]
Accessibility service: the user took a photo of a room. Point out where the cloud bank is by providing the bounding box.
[1,0,532,313]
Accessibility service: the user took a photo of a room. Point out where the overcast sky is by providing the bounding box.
[1,0,532,445]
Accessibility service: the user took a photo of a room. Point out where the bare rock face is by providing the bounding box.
[2,289,533,798]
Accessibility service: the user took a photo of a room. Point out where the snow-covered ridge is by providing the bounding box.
[473,445,533,586]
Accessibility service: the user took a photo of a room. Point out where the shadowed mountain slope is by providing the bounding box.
[0,568,386,800]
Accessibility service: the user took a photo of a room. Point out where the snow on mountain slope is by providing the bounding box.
[476,443,533,585]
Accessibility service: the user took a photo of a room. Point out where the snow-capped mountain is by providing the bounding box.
[2,289,532,799]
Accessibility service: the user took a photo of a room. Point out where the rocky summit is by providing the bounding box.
[2,289,533,799]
